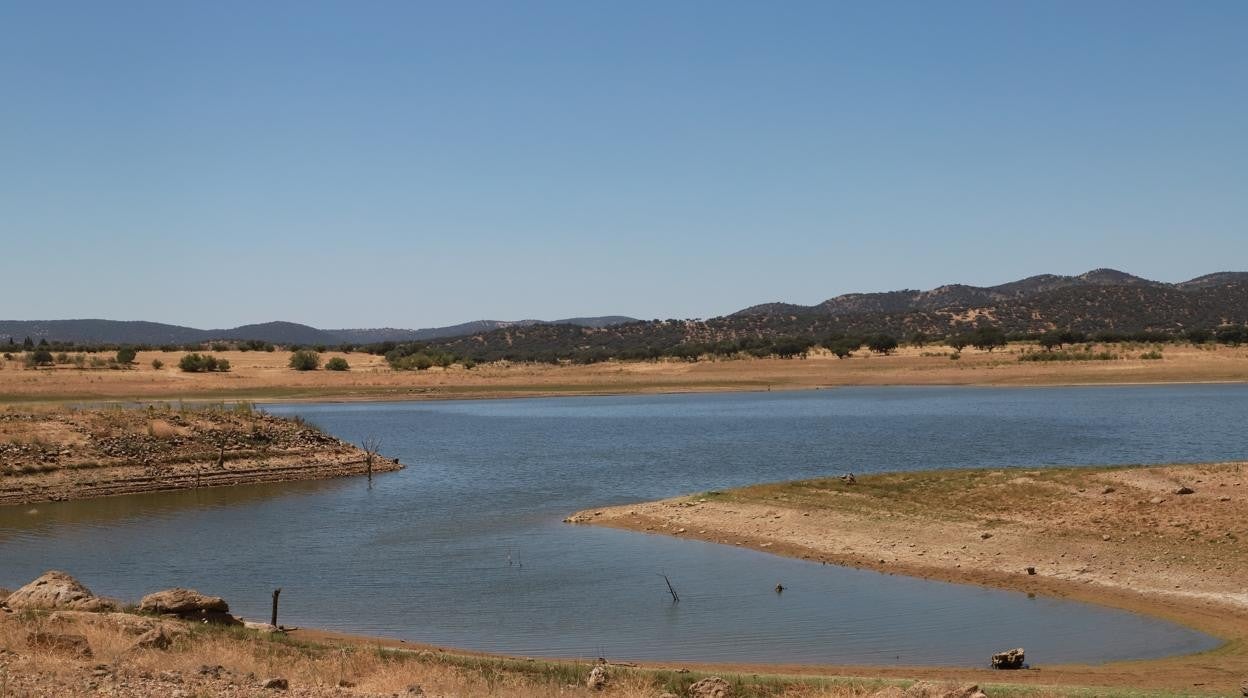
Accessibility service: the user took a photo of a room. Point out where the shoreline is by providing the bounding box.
[566,462,1248,694]
[2,343,1246,407]
[5,375,1248,411]
[0,405,402,506]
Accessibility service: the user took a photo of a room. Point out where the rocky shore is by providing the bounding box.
[0,570,1004,697]
[0,405,401,505]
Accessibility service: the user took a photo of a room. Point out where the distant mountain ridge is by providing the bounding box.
[0,316,639,346]
[415,269,1248,362]
[733,269,1248,318]
[5,269,1247,351]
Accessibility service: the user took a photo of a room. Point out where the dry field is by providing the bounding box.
[1,343,1246,405]
[569,463,1248,695]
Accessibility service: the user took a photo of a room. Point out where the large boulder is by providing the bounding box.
[132,625,176,651]
[139,588,237,624]
[5,571,118,612]
[990,647,1025,670]
[688,676,733,698]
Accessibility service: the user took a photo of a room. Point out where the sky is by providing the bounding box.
[2,1,1245,329]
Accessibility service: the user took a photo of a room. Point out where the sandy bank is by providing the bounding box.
[0,405,401,505]
[568,462,1248,694]
[1,343,1246,405]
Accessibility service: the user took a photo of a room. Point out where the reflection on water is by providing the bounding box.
[3,385,1242,665]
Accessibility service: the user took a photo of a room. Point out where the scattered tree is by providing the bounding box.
[970,326,1008,352]
[867,334,899,355]
[115,346,137,364]
[325,357,350,371]
[288,350,321,371]
[179,353,230,372]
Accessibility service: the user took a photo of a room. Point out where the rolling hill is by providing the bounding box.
[0,317,638,346]
[420,269,1248,361]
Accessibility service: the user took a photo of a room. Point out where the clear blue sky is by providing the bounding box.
[2,1,1245,329]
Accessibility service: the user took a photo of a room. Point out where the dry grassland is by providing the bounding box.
[0,343,1245,405]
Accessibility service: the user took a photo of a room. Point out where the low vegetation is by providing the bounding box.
[178,353,230,372]
[289,349,321,371]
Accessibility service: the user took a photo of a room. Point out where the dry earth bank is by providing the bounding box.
[0,344,1246,404]
[568,463,1248,695]
[0,405,401,505]
[0,571,1198,698]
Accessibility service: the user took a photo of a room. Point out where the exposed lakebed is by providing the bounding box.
[4,385,1243,665]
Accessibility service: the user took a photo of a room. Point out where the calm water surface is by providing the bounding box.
[3,385,1244,665]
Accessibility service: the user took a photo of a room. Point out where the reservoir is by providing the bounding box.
[2,385,1240,665]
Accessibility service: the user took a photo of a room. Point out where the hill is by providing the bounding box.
[421,269,1248,361]
[0,317,638,346]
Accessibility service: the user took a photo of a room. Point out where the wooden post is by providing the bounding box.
[271,588,281,627]
[661,574,679,603]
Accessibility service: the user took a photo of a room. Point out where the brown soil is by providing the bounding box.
[1,343,1245,405]
[0,406,401,505]
[0,603,976,698]
[568,463,1248,695]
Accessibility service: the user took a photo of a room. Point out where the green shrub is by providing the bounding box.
[289,350,321,371]
[1140,350,1163,360]
[115,346,137,364]
[179,353,230,372]
[151,358,165,370]
[1019,350,1117,362]
[325,357,350,371]
[26,349,54,367]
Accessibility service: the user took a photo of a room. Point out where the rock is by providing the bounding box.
[1101,534,1111,541]
[1175,486,1195,495]
[688,676,733,697]
[586,664,608,690]
[26,631,93,657]
[1100,486,1115,494]
[198,665,227,678]
[1025,566,1036,575]
[262,676,288,690]
[406,685,424,695]
[1240,678,1247,697]
[6,571,118,612]
[991,647,1025,669]
[904,681,983,698]
[133,626,175,650]
[140,588,238,624]
[980,532,992,540]
[243,620,282,634]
